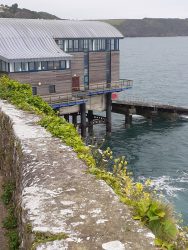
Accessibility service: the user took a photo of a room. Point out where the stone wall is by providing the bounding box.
[0,100,156,250]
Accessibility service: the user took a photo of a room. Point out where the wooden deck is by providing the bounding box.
[112,100,188,117]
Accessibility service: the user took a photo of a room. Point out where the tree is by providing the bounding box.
[10,3,18,13]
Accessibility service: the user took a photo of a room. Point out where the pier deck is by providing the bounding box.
[112,100,188,118]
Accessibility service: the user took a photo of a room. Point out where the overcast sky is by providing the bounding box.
[1,0,188,19]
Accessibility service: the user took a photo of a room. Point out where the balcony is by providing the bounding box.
[74,79,133,97]
[42,79,133,109]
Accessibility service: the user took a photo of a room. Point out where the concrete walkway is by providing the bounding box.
[0,174,8,250]
[0,101,157,250]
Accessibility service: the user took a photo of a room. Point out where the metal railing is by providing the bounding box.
[42,79,133,107]
[87,79,133,92]
[42,92,87,106]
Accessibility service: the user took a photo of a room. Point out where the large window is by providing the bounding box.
[0,61,8,72]
[74,40,79,52]
[68,40,73,52]
[60,60,66,69]
[41,61,48,70]
[14,62,22,72]
[48,61,54,70]
[29,62,35,71]
[54,61,60,70]
[35,62,41,71]
[22,62,28,71]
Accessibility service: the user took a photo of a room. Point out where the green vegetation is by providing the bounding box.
[0,76,188,249]
[1,182,15,205]
[31,232,68,250]
[1,181,20,250]
[0,3,60,19]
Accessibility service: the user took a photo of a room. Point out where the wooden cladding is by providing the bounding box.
[111,51,120,82]
[8,51,120,96]
[9,70,72,95]
[89,52,106,83]
[70,52,84,86]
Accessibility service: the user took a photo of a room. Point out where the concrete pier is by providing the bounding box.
[64,114,69,122]
[80,103,86,138]
[88,110,94,136]
[72,113,77,127]
[106,93,112,134]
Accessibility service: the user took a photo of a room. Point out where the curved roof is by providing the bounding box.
[0,19,123,62]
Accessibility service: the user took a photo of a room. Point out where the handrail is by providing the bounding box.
[42,79,133,105]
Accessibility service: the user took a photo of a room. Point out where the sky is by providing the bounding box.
[1,0,188,20]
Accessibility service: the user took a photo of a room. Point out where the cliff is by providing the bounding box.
[102,18,188,37]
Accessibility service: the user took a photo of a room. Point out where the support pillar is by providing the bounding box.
[64,114,69,122]
[106,93,112,135]
[125,114,132,125]
[80,103,86,138]
[72,113,77,127]
[88,110,94,136]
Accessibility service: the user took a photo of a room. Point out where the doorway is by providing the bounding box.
[72,76,80,91]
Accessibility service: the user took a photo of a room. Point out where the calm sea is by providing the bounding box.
[97,37,188,224]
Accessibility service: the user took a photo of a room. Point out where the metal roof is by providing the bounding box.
[0,19,123,62]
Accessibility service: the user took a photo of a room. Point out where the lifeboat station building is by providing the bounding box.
[0,18,132,136]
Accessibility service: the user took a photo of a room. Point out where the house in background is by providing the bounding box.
[0,18,132,136]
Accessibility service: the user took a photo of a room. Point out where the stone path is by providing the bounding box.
[0,174,8,250]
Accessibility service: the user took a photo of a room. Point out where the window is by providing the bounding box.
[93,39,98,51]
[22,62,28,71]
[84,75,88,84]
[79,40,83,51]
[114,39,119,50]
[48,61,54,70]
[74,40,79,52]
[89,40,93,51]
[60,60,66,69]
[41,61,48,70]
[111,39,115,51]
[32,87,37,95]
[35,62,41,71]
[54,61,60,70]
[68,40,73,52]
[9,63,14,72]
[84,39,88,51]
[66,60,70,69]
[106,39,111,51]
[14,62,22,72]
[49,85,56,94]
[64,40,68,52]
[101,39,106,50]
[84,54,88,68]
[29,62,35,71]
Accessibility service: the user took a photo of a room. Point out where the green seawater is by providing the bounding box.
[96,37,188,224]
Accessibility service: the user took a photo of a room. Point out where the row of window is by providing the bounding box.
[13,60,70,72]
[32,84,56,95]
[0,60,71,73]
[55,38,119,52]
